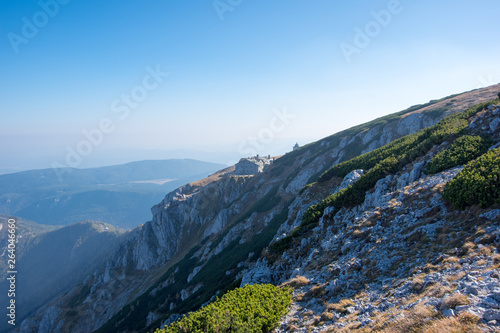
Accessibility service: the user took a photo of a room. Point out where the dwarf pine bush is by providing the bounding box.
[425,135,491,175]
[156,284,292,333]
[444,147,500,209]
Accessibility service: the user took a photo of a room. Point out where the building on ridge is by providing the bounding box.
[234,154,274,176]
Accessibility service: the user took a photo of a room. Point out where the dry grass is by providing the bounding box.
[443,256,460,264]
[353,229,366,238]
[302,310,314,317]
[423,263,439,273]
[476,259,487,266]
[381,304,437,333]
[476,246,493,257]
[294,293,305,302]
[492,253,500,265]
[446,271,466,282]
[326,299,355,314]
[320,311,335,322]
[462,241,476,253]
[421,282,455,298]
[305,284,326,299]
[412,278,425,292]
[188,166,234,187]
[350,303,483,333]
[439,293,470,310]
[281,276,310,288]
[418,313,482,333]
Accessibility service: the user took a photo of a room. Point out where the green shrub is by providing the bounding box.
[156,284,292,333]
[443,147,500,209]
[425,135,491,174]
[271,99,497,252]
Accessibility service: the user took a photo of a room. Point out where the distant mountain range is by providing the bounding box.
[0,159,225,229]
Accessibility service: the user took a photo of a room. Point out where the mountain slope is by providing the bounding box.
[255,101,500,332]
[0,221,126,333]
[18,84,500,333]
[0,215,59,280]
[0,159,225,229]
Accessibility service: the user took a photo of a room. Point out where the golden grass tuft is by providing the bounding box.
[305,284,326,298]
[439,293,470,310]
[476,259,487,266]
[412,278,425,292]
[382,304,436,333]
[443,256,460,264]
[418,313,483,333]
[326,299,355,314]
[446,271,466,282]
[320,311,335,322]
[421,282,455,298]
[281,275,310,288]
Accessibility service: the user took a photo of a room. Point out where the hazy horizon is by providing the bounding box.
[2,0,499,172]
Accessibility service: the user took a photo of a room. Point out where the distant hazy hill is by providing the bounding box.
[0,215,59,280]
[0,159,225,229]
[0,220,126,333]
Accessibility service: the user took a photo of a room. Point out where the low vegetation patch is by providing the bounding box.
[424,135,491,175]
[382,307,481,333]
[444,147,500,209]
[439,293,469,310]
[157,284,292,333]
[271,100,497,251]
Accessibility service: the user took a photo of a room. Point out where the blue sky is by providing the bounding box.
[1,0,499,171]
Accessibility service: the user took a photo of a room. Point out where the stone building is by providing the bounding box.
[234,155,273,176]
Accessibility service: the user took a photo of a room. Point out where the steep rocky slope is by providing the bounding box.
[249,100,500,332]
[18,84,500,333]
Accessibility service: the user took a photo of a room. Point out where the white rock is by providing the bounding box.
[340,169,365,189]
[442,309,455,317]
[490,118,500,132]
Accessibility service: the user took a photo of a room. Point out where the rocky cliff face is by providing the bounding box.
[19,168,251,333]
[19,84,500,333]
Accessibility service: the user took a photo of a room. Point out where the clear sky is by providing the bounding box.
[1,0,499,171]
